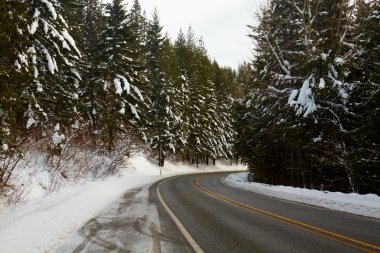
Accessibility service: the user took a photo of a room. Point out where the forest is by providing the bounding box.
[0,0,379,195]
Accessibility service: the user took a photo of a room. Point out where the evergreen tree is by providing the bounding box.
[128,0,147,77]
[0,0,31,185]
[146,10,168,165]
[96,0,145,151]
[186,37,213,161]
[288,0,356,191]
[209,62,236,160]
[174,30,191,138]
[160,37,186,152]
[239,0,358,191]
[1,0,82,184]
[77,0,105,137]
[173,29,193,162]
[173,30,236,164]
[240,1,304,185]
[60,0,85,47]
[349,0,380,193]
[26,0,82,130]
[127,0,149,127]
[235,62,253,98]
[146,11,182,166]
[178,33,216,164]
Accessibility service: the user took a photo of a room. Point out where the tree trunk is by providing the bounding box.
[158,145,164,174]
[298,148,306,188]
[107,126,114,153]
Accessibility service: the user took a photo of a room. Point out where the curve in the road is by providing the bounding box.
[193,175,380,253]
[157,172,380,253]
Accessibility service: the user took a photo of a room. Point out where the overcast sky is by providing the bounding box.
[133,0,263,69]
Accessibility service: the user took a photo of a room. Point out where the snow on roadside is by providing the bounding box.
[125,154,246,176]
[0,153,245,253]
[224,172,380,219]
[0,173,161,253]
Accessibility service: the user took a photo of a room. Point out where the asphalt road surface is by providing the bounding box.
[55,172,380,253]
[157,172,380,253]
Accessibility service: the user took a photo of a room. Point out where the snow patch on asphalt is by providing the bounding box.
[224,172,380,219]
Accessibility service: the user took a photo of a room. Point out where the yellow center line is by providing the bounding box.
[192,176,380,253]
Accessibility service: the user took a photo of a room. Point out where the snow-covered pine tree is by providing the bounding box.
[174,29,191,152]
[126,0,149,132]
[0,0,32,185]
[160,38,186,153]
[96,0,145,151]
[172,28,236,165]
[183,34,213,164]
[128,0,147,81]
[239,0,358,191]
[71,0,104,138]
[240,0,303,184]
[146,10,181,167]
[285,0,357,191]
[235,62,253,98]
[233,62,253,163]
[349,0,380,193]
[26,0,82,131]
[60,0,85,48]
[210,62,235,161]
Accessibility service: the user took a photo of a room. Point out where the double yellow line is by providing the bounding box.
[193,177,380,253]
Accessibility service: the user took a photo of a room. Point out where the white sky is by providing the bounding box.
[135,0,263,69]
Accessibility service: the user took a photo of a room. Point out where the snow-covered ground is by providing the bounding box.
[0,153,245,253]
[224,172,380,219]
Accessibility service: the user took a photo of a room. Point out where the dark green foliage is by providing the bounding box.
[71,0,104,137]
[348,0,380,193]
[60,0,85,47]
[0,0,31,139]
[146,10,175,166]
[171,29,236,165]
[0,0,31,185]
[26,0,82,129]
[94,0,146,151]
[236,0,379,194]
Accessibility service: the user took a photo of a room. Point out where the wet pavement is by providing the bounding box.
[54,182,192,253]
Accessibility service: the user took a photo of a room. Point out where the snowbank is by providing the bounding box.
[224,172,380,219]
[0,153,245,253]
[0,174,159,253]
[125,154,246,176]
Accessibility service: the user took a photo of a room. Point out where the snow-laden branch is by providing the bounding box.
[264,35,291,76]
[321,106,345,131]
[340,0,356,45]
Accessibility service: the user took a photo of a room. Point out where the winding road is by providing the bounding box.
[55,172,380,253]
[157,172,380,253]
